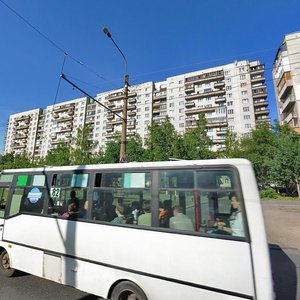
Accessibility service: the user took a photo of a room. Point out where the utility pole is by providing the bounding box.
[103,27,128,163]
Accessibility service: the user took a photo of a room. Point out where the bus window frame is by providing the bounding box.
[155,165,250,242]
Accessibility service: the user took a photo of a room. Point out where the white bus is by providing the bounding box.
[0,159,273,300]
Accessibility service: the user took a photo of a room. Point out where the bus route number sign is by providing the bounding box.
[50,187,61,198]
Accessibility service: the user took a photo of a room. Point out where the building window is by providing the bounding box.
[242,98,249,104]
[240,82,247,87]
[145,107,150,111]
[244,115,251,120]
[228,109,234,114]
[240,75,246,80]
[241,90,248,95]
[243,107,250,112]
[179,108,184,113]
[227,101,233,106]
[169,103,174,107]
[226,86,232,91]
[245,124,252,129]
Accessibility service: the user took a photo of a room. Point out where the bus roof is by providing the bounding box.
[0,159,251,174]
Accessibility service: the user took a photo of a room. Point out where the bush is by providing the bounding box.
[260,188,278,199]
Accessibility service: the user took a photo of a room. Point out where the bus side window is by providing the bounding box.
[0,187,10,218]
[9,188,25,216]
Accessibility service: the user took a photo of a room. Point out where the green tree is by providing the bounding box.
[217,130,241,158]
[182,113,215,160]
[126,134,146,162]
[239,123,276,188]
[269,124,300,197]
[42,143,71,166]
[70,126,96,165]
[0,152,33,170]
[145,118,179,161]
[102,139,120,163]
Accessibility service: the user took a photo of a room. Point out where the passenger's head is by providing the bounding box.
[68,203,77,212]
[70,191,76,198]
[173,206,183,216]
[230,193,240,210]
[142,201,151,213]
[163,200,172,210]
[115,204,125,215]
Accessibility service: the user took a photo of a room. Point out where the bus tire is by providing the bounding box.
[0,249,15,277]
[111,281,148,300]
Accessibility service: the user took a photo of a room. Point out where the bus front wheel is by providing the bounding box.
[0,249,15,277]
[111,281,147,300]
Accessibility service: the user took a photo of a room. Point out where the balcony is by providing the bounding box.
[250,65,264,75]
[107,102,116,108]
[14,134,27,140]
[254,100,268,107]
[252,88,267,99]
[154,92,167,100]
[15,115,30,122]
[112,119,122,125]
[107,113,115,120]
[277,71,293,100]
[256,117,271,124]
[279,96,296,114]
[214,81,225,88]
[213,137,226,144]
[53,104,74,112]
[128,111,136,117]
[128,105,136,110]
[184,84,194,92]
[206,121,228,128]
[254,108,269,116]
[60,125,72,132]
[108,92,123,101]
[185,89,225,100]
[185,101,195,109]
[128,98,137,104]
[12,143,26,149]
[216,130,227,136]
[56,116,73,123]
[283,112,297,124]
[107,125,114,132]
[112,106,123,113]
[251,75,265,84]
[215,97,226,103]
[185,105,218,115]
[185,70,224,84]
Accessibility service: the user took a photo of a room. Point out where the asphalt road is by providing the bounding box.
[0,200,299,300]
[262,200,300,300]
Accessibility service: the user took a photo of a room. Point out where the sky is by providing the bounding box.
[0,0,299,152]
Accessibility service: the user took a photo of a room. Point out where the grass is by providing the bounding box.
[261,196,300,201]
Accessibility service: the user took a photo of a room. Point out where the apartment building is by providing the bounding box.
[4,59,269,159]
[272,31,300,132]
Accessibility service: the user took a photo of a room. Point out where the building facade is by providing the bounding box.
[273,31,300,132]
[4,60,269,159]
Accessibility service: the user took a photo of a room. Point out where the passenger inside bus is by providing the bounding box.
[169,206,194,231]
[138,200,151,226]
[111,204,126,224]
[214,193,245,237]
[159,200,173,228]
[62,203,79,219]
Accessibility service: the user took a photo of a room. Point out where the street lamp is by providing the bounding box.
[102,27,129,163]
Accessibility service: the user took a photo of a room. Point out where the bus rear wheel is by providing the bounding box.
[0,250,15,277]
[111,281,147,300]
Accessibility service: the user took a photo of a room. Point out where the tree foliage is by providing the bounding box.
[181,113,215,160]
[145,117,179,161]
